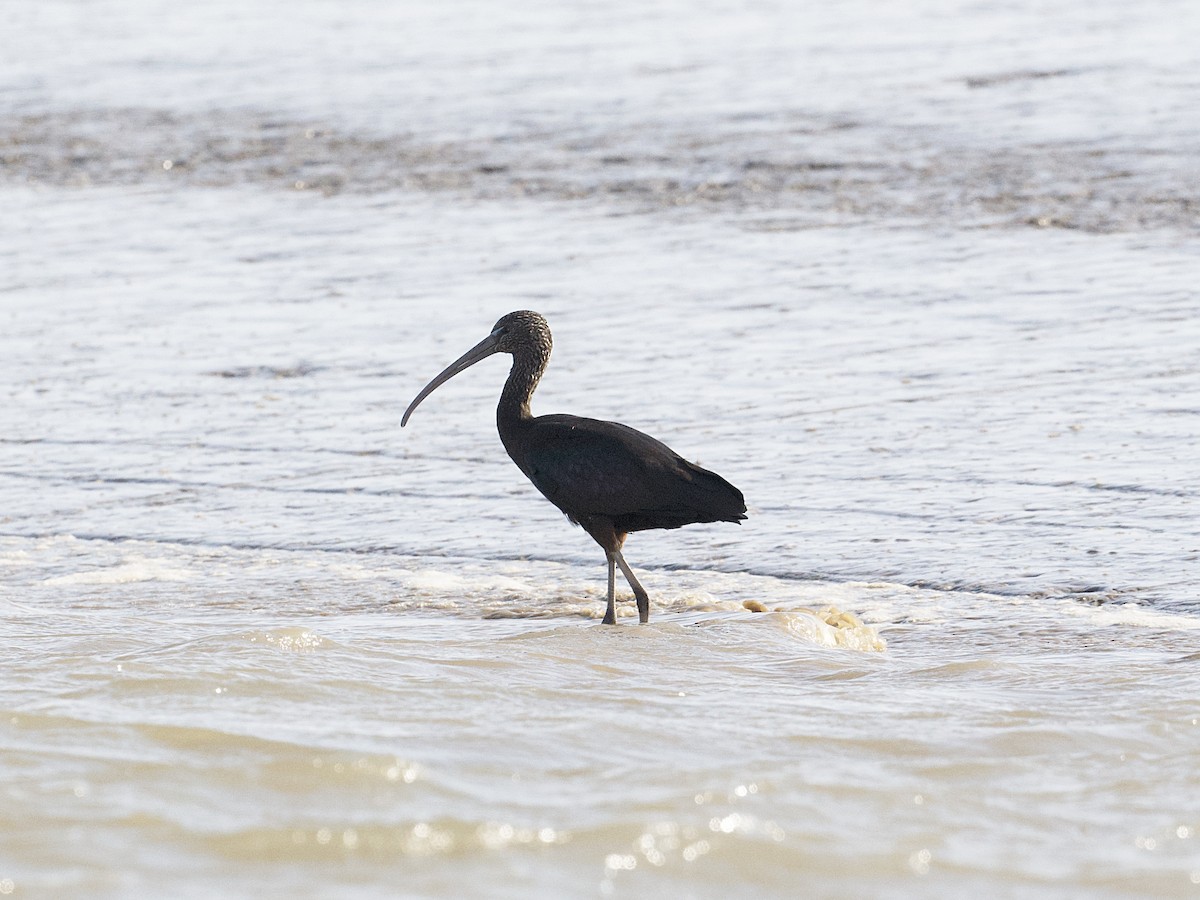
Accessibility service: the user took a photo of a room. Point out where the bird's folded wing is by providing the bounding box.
[522,417,687,518]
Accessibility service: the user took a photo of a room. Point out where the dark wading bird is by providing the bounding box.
[401,310,746,625]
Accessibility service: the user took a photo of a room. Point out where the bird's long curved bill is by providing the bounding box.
[401,329,501,427]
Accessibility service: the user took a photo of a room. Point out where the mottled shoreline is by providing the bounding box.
[4,105,1195,233]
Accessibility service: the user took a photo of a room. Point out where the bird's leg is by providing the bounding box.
[614,552,650,624]
[602,552,618,625]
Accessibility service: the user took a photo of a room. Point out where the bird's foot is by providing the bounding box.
[635,593,650,625]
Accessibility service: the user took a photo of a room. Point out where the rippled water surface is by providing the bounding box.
[2,1,1199,897]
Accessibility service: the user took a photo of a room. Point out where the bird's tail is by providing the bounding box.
[678,459,747,524]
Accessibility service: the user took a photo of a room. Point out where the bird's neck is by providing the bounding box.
[497,344,549,439]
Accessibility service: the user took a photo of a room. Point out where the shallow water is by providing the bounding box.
[2,1,1200,897]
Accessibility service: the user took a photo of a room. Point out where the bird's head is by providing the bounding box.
[402,310,552,427]
[490,310,552,356]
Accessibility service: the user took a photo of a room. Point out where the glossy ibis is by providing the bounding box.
[401,310,746,624]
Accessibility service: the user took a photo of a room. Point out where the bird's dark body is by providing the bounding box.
[402,310,746,624]
[506,414,745,540]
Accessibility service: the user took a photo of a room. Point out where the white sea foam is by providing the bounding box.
[41,557,193,586]
[1060,600,1200,631]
